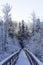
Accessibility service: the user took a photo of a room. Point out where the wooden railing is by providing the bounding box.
[0,49,21,65]
[24,48,43,65]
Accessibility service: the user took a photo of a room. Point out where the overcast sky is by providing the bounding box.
[0,0,43,22]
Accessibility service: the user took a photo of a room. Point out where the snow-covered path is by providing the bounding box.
[15,50,31,65]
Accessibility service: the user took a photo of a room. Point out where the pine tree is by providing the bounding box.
[21,20,25,38]
[19,22,22,35]
[8,22,15,38]
[25,25,29,35]
[36,18,40,32]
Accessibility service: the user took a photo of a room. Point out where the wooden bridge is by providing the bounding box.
[0,48,43,65]
[0,49,21,65]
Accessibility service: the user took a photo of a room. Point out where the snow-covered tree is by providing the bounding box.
[35,18,40,32]
[2,3,11,51]
[0,19,4,50]
[3,3,11,22]
[25,25,28,33]
[32,12,37,32]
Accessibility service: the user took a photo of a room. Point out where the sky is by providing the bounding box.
[0,0,43,22]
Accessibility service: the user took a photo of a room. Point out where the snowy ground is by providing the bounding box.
[0,36,21,62]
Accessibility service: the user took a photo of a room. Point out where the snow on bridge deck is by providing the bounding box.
[15,50,31,65]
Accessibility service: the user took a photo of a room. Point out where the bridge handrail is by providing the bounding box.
[0,49,21,65]
[24,48,43,65]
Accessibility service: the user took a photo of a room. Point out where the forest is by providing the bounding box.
[0,3,43,63]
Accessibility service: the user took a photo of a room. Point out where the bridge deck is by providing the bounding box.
[0,48,43,65]
[15,50,31,65]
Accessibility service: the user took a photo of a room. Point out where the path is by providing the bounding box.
[15,50,31,65]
